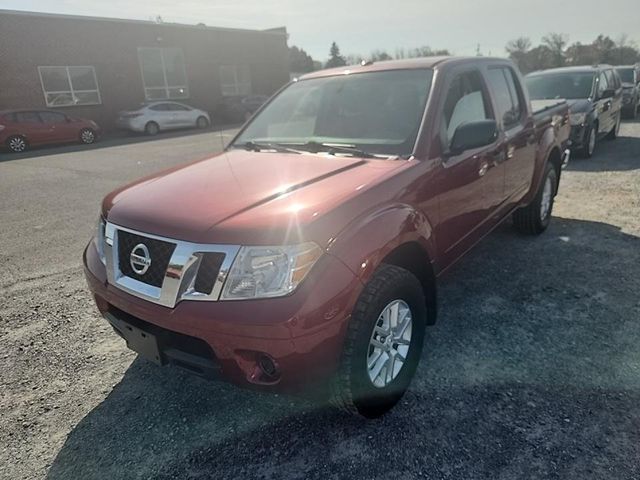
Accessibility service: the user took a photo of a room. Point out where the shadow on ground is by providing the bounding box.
[0,124,241,163]
[566,121,640,172]
[47,217,640,480]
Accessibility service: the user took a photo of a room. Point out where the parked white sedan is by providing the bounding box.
[116,101,211,135]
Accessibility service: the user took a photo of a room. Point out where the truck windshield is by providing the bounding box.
[233,69,433,157]
[525,72,595,100]
[615,68,634,84]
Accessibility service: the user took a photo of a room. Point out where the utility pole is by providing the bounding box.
[476,43,482,56]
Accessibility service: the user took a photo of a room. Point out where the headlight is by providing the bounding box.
[221,243,322,300]
[569,113,586,125]
[94,217,106,264]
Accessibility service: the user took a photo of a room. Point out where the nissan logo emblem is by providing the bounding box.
[130,243,151,275]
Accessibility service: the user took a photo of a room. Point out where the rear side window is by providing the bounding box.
[441,70,493,147]
[487,67,523,129]
[15,112,42,124]
[149,103,169,111]
[39,111,67,124]
[168,103,190,111]
[604,70,618,89]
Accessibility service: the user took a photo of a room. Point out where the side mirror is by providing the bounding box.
[449,120,498,156]
[600,89,615,99]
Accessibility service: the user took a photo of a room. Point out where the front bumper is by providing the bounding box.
[84,240,362,391]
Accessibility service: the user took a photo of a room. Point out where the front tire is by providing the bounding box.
[580,123,597,158]
[513,161,558,235]
[6,135,28,153]
[79,128,96,144]
[196,116,209,129]
[331,264,427,418]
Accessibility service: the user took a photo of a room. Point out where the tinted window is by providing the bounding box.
[442,70,492,145]
[604,70,617,89]
[15,112,42,124]
[487,68,521,128]
[615,68,635,84]
[526,72,595,100]
[39,111,67,124]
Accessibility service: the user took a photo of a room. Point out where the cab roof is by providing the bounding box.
[297,56,511,80]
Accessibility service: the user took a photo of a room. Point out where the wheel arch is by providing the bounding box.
[328,204,438,325]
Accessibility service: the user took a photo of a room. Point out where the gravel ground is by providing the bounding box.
[1,122,639,480]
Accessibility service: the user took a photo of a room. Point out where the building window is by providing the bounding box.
[138,47,189,100]
[219,65,252,96]
[38,66,101,107]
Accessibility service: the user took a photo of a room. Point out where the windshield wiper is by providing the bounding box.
[233,141,301,154]
[283,141,387,159]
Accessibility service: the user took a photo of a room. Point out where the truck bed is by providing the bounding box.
[531,99,571,148]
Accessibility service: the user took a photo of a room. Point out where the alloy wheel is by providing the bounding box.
[588,128,596,156]
[8,136,26,152]
[539,174,553,221]
[367,299,413,388]
[81,129,95,144]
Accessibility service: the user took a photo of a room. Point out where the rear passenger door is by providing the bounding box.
[148,103,174,129]
[14,111,49,145]
[39,111,75,143]
[485,66,537,205]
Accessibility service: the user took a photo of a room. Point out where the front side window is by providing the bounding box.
[597,72,609,97]
[442,70,492,146]
[138,47,189,100]
[234,69,434,157]
[38,66,101,107]
[220,65,252,96]
[15,112,42,123]
[526,72,595,100]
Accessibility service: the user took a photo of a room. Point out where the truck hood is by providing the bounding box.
[105,149,406,246]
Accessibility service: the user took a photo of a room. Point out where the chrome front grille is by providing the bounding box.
[104,222,240,307]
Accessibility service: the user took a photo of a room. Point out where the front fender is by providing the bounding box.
[522,123,563,206]
[327,203,437,284]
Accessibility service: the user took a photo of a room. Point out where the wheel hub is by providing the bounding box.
[366,299,413,388]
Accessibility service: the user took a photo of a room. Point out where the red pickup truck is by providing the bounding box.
[84,57,570,417]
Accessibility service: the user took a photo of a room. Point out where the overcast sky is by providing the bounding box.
[4,0,639,60]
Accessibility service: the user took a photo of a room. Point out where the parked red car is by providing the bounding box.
[84,57,570,417]
[0,109,100,152]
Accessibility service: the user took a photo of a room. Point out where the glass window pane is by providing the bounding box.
[15,112,42,123]
[163,48,187,86]
[487,68,517,127]
[139,48,165,88]
[73,91,100,105]
[219,66,236,86]
[69,66,97,91]
[168,87,189,99]
[145,88,168,100]
[46,92,74,106]
[39,111,67,123]
[40,67,70,92]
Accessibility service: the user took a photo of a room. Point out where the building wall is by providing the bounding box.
[0,11,290,129]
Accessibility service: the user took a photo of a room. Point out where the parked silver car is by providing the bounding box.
[116,101,211,135]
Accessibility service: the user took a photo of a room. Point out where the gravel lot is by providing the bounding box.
[1,123,639,480]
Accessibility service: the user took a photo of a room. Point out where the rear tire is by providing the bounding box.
[145,121,159,136]
[330,264,427,418]
[6,135,28,153]
[513,162,558,235]
[606,113,621,140]
[79,128,96,144]
[196,116,209,129]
